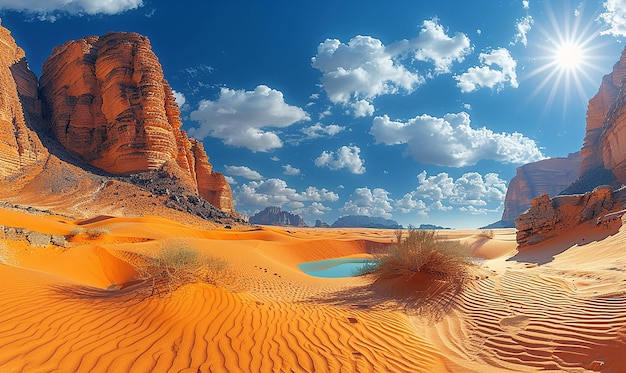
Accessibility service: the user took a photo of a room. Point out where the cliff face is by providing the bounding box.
[501,152,581,224]
[0,22,47,180]
[249,206,307,227]
[581,47,626,183]
[39,32,234,213]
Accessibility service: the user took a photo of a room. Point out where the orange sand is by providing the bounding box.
[1,207,625,372]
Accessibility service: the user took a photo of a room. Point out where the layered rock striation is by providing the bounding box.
[0,24,235,217]
[515,186,626,247]
[38,32,234,214]
[0,22,47,180]
[581,46,626,183]
[501,152,581,225]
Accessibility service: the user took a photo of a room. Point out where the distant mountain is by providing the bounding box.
[314,219,330,228]
[417,224,450,230]
[249,207,307,227]
[331,215,402,229]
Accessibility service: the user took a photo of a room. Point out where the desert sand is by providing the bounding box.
[0,206,625,372]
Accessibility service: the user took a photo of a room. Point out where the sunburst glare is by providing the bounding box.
[525,3,613,115]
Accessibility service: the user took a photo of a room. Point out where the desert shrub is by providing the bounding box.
[363,228,476,282]
[69,227,86,237]
[477,229,495,239]
[135,239,228,298]
[86,228,109,239]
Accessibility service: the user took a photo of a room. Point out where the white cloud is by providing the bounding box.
[403,18,472,73]
[396,171,507,216]
[234,178,339,217]
[224,176,236,185]
[189,85,309,152]
[315,145,366,174]
[371,112,543,167]
[522,1,529,9]
[0,0,143,20]
[395,193,428,215]
[311,19,472,117]
[415,171,455,200]
[448,172,507,206]
[172,90,186,107]
[600,0,626,36]
[455,48,518,93]
[301,122,345,139]
[282,164,301,176]
[513,15,534,46]
[224,165,263,180]
[351,99,375,117]
[340,187,394,219]
[311,35,423,105]
[293,202,332,216]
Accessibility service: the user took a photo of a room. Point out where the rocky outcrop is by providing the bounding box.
[39,32,234,213]
[331,215,402,229]
[515,186,626,247]
[0,22,46,180]
[500,152,581,225]
[249,207,307,227]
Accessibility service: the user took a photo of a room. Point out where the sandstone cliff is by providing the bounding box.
[515,186,626,248]
[581,46,626,183]
[500,152,581,225]
[39,32,234,213]
[0,22,47,181]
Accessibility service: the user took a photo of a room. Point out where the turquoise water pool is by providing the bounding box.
[298,258,378,278]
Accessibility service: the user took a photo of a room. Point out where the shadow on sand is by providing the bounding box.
[303,272,474,322]
[508,220,622,266]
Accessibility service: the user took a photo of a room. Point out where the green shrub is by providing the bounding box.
[364,228,475,282]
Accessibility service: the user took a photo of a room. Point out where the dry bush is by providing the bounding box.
[477,229,495,239]
[134,239,228,298]
[86,228,109,239]
[364,228,476,282]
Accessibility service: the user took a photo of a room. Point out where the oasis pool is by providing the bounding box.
[298,258,377,278]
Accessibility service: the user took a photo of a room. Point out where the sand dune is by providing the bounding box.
[1,206,625,372]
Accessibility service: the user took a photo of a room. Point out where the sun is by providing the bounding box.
[525,2,613,115]
[554,42,584,70]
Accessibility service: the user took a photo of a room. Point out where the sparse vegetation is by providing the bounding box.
[86,228,109,239]
[135,239,229,297]
[477,229,495,239]
[69,227,86,237]
[363,228,476,283]
[68,227,109,239]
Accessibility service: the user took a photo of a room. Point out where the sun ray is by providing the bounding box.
[522,1,617,119]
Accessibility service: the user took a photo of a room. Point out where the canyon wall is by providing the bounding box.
[38,32,234,213]
[581,46,626,183]
[501,152,581,225]
[0,22,47,181]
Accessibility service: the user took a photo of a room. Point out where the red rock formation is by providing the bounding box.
[0,21,46,181]
[515,185,624,247]
[39,32,234,213]
[190,139,235,214]
[501,152,581,224]
[581,46,626,181]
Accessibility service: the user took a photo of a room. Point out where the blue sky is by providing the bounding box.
[2,0,626,228]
